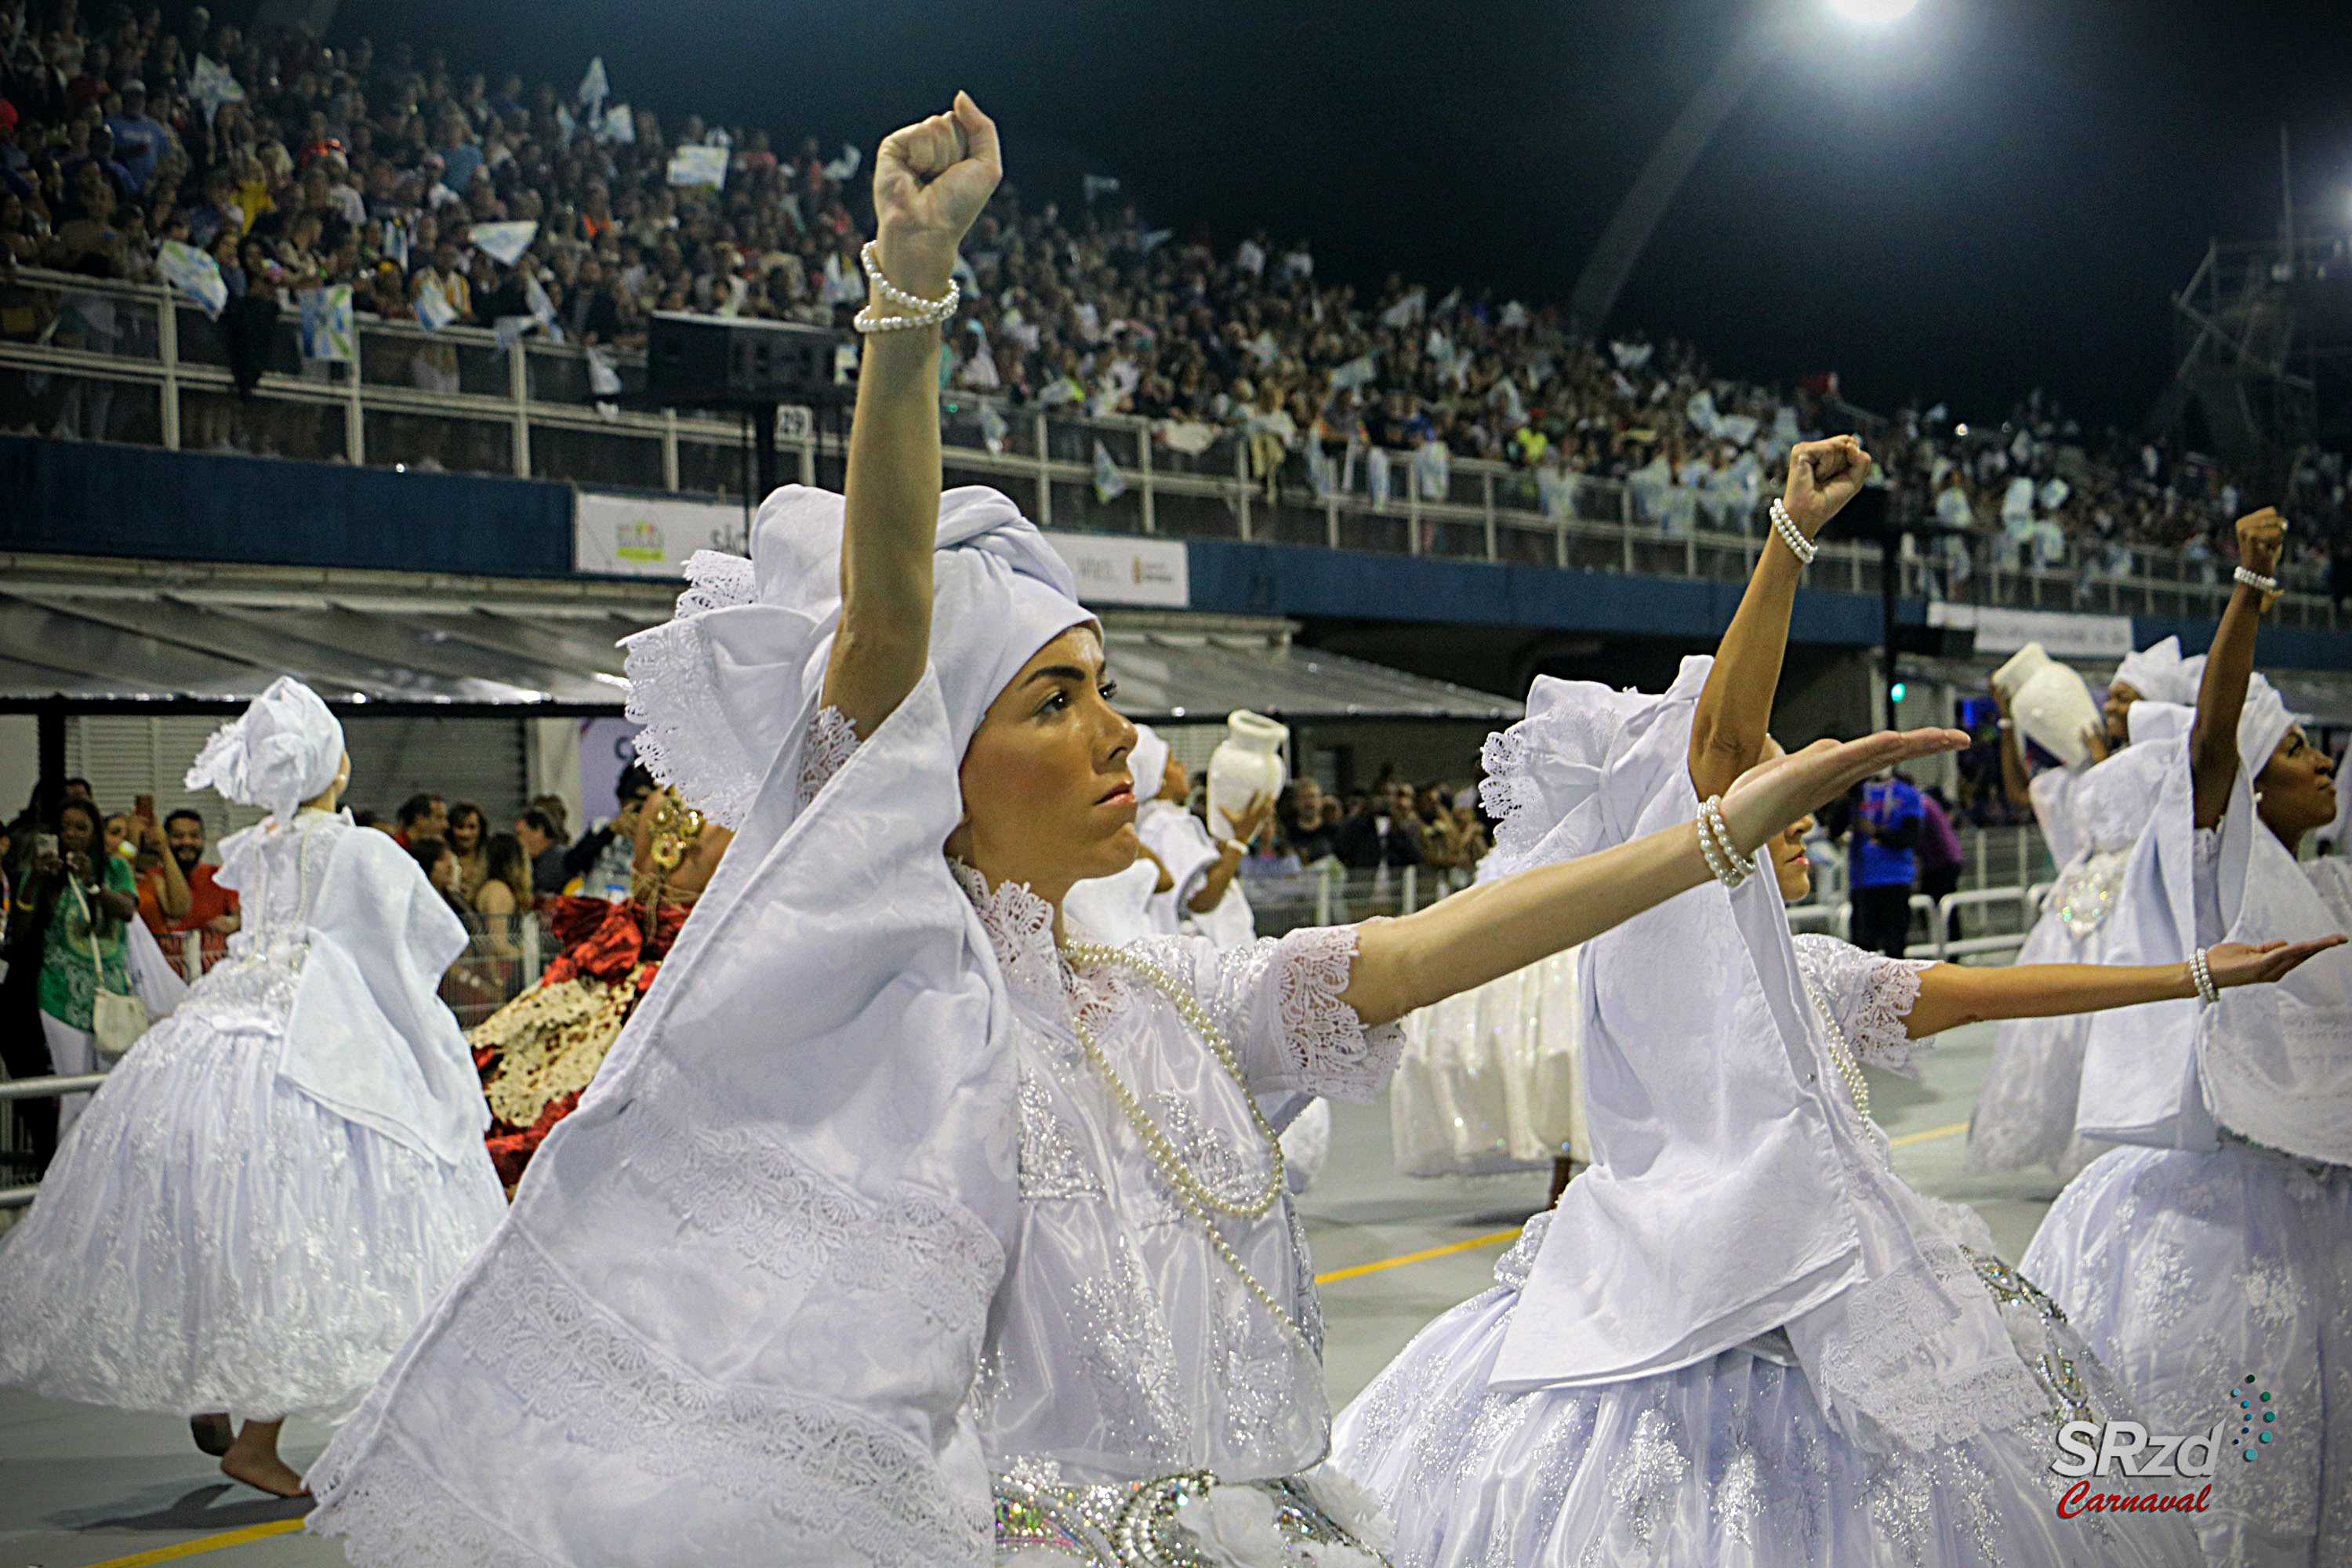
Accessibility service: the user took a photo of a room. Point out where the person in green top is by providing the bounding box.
[27,796,139,1134]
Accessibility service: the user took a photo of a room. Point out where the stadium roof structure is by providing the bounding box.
[0,564,1522,727]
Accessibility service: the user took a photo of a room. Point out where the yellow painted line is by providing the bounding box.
[1316,1228,1522,1284]
[1889,1118,1973,1149]
[78,1518,308,1567]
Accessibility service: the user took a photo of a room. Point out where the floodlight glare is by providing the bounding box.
[1825,0,1921,24]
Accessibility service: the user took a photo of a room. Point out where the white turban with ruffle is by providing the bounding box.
[183,676,346,821]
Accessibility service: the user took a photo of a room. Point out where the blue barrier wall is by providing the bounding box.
[0,435,574,578]
[7,439,2350,670]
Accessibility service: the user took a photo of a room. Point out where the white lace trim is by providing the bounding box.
[1793,934,1931,1073]
[953,862,1069,1014]
[309,1433,562,1568]
[623,1053,1004,1337]
[797,706,863,814]
[313,1229,989,1568]
[622,550,766,829]
[1800,1240,2053,1455]
[1255,925,1405,1103]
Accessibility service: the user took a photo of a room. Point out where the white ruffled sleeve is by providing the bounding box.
[1792,933,1933,1076]
[1191,924,1405,1102]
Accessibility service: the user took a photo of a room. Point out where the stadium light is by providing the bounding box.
[1825,0,1920,23]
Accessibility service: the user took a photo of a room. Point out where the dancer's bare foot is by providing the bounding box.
[190,1413,234,1456]
[220,1450,308,1497]
[220,1419,309,1499]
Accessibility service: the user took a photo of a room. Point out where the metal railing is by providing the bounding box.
[1,267,2338,629]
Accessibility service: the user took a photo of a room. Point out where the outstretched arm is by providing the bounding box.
[819,93,1002,740]
[1342,725,1969,1027]
[1903,938,2343,1040]
[2190,506,2284,829]
[1689,437,1874,801]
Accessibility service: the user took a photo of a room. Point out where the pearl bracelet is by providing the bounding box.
[853,239,960,334]
[1697,796,1752,889]
[1769,499,1817,567]
[2233,565,2279,596]
[2190,946,2219,1007]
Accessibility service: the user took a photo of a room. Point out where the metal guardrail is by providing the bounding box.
[0,267,2336,629]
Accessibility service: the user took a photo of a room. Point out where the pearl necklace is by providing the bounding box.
[1061,942,1303,1344]
[1802,977,1879,1137]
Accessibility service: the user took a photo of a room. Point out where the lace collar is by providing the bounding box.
[950,861,1069,1014]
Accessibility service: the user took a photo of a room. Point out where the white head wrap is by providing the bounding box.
[622,485,1092,828]
[2174,655,2296,776]
[2111,637,2193,705]
[1129,723,1171,804]
[183,676,347,820]
[2238,672,2296,775]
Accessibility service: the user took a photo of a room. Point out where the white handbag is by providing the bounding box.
[74,878,150,1058]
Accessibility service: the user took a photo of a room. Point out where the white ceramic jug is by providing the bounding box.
[1207,710,1289,840]
[1993,642,2103,770]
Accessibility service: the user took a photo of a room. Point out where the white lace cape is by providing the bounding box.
[1483,664,2047,1454]
[306,670,1019,1568]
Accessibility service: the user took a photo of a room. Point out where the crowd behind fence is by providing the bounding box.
[0,824,2054,1207]
[2,267,2341,633]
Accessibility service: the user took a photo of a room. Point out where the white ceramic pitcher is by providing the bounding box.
[1207,710,1288,839]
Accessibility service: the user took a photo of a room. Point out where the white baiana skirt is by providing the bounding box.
[1330,1216,2201,1567]
[1389,949,1583,1178]
[2023,1140,2352,1567]
[0,960,506,1422]
[1964,887,2114,1179]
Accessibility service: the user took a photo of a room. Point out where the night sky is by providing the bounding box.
[368,0,2352,430]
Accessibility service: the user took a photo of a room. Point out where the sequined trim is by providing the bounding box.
[1018,1068,1104,1201]
[2048,849,2129,939]
[991,1463,1390,1566]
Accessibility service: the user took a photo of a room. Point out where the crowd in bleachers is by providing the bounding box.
[3,0,2346,568]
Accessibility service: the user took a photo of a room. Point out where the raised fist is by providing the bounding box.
[2234,506,2286,580]
[872,91,1001,299]
[1781,435,1874,538]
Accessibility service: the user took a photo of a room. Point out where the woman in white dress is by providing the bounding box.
[301,101,1958,1568]
[1965,637,2198,1178]
[2025,507,2352,1566]
[1332,451,2332,1566]
[0,677,506,1497]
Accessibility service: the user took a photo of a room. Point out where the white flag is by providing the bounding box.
[578,56,609,108]
[470,220,538,265]
[1610,339,1655,371]
[1414,439,1451,501]
[822,145,862,183]
[1093,441,1128,504]
[597,102,634,146]
[1434,287,1462,317]
[585,346,622,396]
[1138,227,1174,252]
[1500,300,1529,328]
[414,275,459,331]
[666,145,728,189]
[1083,174,1122,204]
[158,240,227,318]
[1378,289,1425,329]
[1714,412,1759,448]
[190,55,245,122]
[1329,353,1377,392]
[1686,388,1721,437]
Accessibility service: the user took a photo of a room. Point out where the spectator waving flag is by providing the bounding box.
[190,55,245,122]
[414,276,459,332]
[470,221,538,266]
[1092,441,1128,504]
[667,145,728,189]
[158,241,227,318]
[299,285,356,363]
